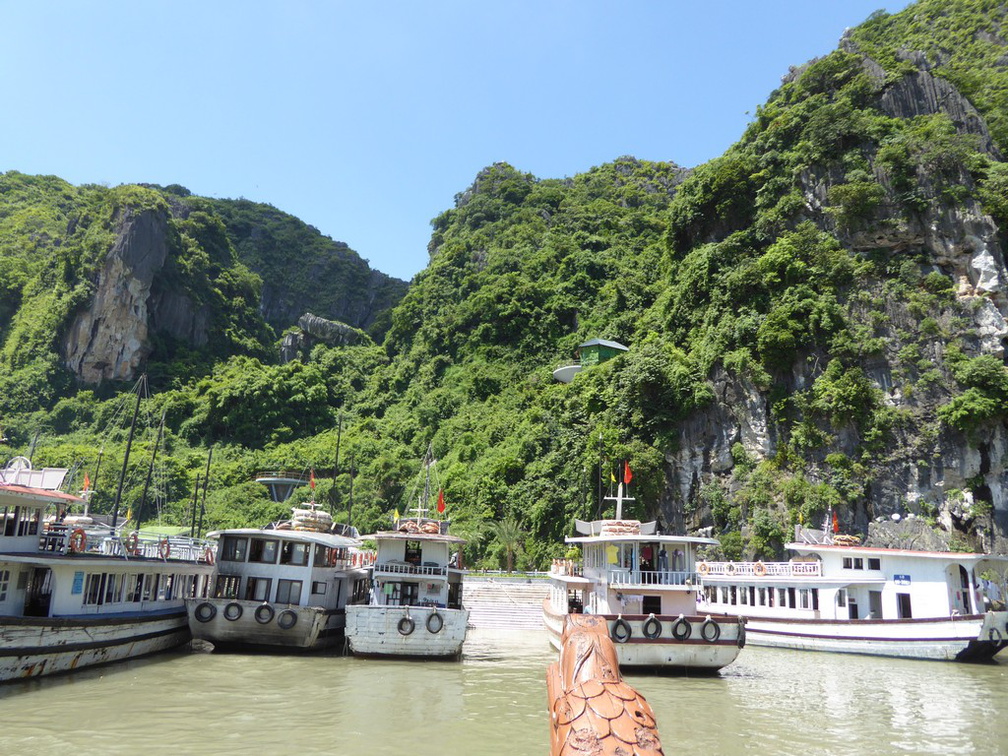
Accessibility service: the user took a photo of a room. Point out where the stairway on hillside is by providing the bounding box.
[463,578,548,629]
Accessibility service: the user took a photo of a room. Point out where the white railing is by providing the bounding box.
[374,561,447,577]
[607,569,698,587]
[698,561,822,578]
[40,524,213,563]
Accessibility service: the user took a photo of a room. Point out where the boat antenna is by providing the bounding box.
[111,374,146,530]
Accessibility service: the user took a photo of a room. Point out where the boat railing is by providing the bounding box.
[374,560,447,577]
[607,568,698,587]
[40,523,213,563]
[698,560,822,578]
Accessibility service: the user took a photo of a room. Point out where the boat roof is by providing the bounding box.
[788,542,1008,563]
[206,528,359,548]
[367,530,467,545]
[566,519,718,547]
[0,483,83,506]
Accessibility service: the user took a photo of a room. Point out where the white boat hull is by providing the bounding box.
[0,608,190,682]
[542,599,744,672]
[186,599,343,651]
[740,611,1008,661]
[345,604,468,659]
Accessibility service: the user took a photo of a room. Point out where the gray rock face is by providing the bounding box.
[877,68,1000,157]
[280,312,368,363]
[63,208,168,383]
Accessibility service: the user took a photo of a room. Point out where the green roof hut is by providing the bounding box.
[553,338,629,383]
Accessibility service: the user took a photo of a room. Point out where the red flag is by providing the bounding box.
[623,461,633,485]
[309,469,316,490]
[437,489,445,514]
[832,510,839,534]
[83,473,90,491]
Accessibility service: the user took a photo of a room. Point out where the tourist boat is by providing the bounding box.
[344,506,468,659]
[696,524,1008,661]
[0,457,214,681]
[543,485,745,672]
[185,500,371,651]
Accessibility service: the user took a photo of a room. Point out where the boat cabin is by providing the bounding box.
[558,519,717,617]
[211,530,368,610]
[369,519,466,610]
[700,542,1008,621]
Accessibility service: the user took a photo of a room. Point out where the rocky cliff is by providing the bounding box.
[665,38,1008,554]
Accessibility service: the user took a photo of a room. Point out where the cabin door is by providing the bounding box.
[23,567,52,617]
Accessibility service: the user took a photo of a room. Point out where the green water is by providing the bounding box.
[1,629,1006,755]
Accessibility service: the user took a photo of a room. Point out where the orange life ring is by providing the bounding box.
[125,531,139,555]
[69,528,87,553]
[753,561,767,577]
[158,538,171,560]
[697,562,709,575]
[203,546,215,565]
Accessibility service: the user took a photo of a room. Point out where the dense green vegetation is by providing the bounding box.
[1,0,1006,566]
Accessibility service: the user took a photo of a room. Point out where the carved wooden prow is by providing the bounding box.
[546,614,664,755]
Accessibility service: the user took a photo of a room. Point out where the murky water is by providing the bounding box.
[1,629,1006,755]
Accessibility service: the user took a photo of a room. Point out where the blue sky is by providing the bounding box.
[1,1,912,281]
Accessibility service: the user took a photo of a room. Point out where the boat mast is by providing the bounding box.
[136,408,166,528]
[111,374,146,530]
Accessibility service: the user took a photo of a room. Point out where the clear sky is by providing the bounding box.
[1,1,912,281]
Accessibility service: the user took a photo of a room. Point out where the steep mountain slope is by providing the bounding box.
[1,0,1006,567]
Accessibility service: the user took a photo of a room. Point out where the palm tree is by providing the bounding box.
[487,517,525,573]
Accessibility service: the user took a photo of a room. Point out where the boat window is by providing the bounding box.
[853,558,864,570]
[897,592,912,618]
[730,586,737,605]
[245,577,272,602]
[0,569,8,600]
[280,541,309,566]
[104,574,119,604]
[740,587,748,605]
[352,578,368,603]
[83,573,106,605]
[720,586,728,604]
[758,587,766,606]
[312,581,327,595]
[787,586,796,608]
[3,506,19,536]
[799,589,810,609]
[19,508,40,536]
[642,595,661,614]
[405,541,421,566]
[249,539,279,564]
[220,536,249,562]
[868,558,880,570]
[842,557,852,569]
[778,588,787,607]
[143,574,159,601]
[127,574,143,602]
[836,589,847,607]
[276,579,302,604]
[214,575,240,599]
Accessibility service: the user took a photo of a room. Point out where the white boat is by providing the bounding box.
[186,501,371,651]
[345,512,468,659]
[697,525,1008,661]
[544,516,746,672]
[0,457,214,682]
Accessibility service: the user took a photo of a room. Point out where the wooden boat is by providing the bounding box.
[186,500,371,651]
[0,457,214,681]
[697,525,1008,661]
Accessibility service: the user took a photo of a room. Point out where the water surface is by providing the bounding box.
[1,629,1005,755]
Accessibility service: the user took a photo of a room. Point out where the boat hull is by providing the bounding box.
[0,608,191,682]
[740,610,1008,661]
[345,605,468,659]
[185,599,343,651]
[542,599,744,672]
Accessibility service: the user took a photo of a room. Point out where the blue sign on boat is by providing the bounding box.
[894,574,911,586]
[72,571,84,595]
